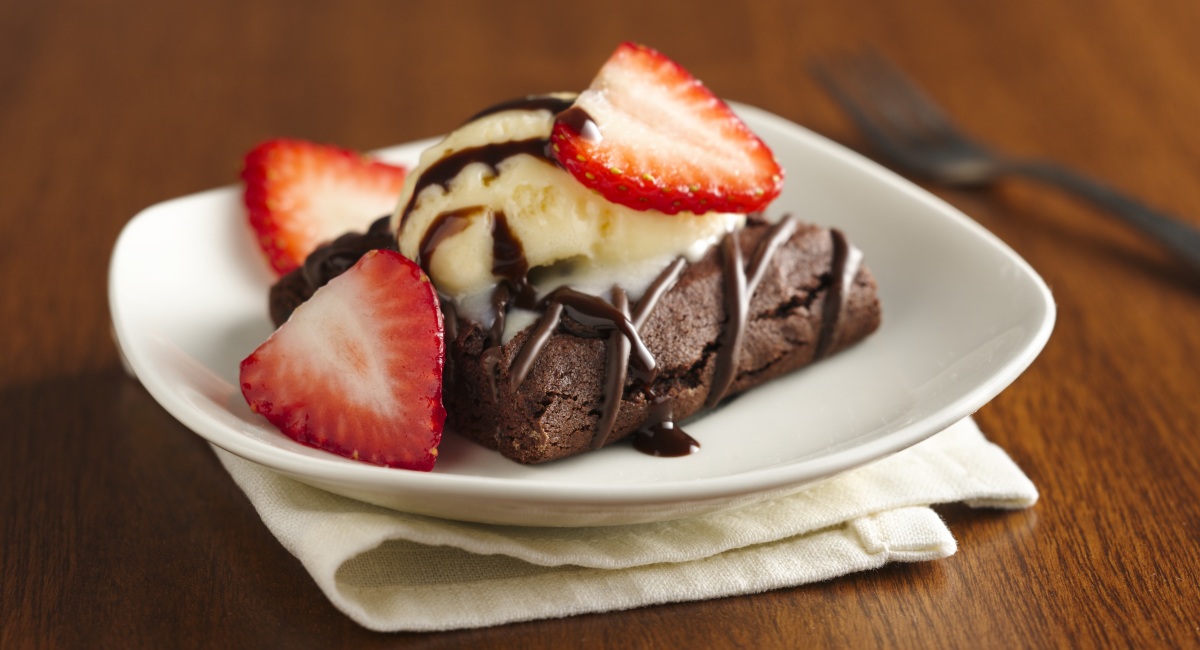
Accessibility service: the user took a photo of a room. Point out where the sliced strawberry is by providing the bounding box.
[242,139,407,275]
[239,249,445,470]
[550,42,783,215]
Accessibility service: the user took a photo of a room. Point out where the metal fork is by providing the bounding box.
[811,52,1200,274]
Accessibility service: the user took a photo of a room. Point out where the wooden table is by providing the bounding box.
[4,0,1199,646]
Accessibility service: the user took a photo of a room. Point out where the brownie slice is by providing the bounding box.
[445,220,881,464]
[268,215,396,327]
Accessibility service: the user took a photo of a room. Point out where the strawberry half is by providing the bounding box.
[550,42,783,215]
[239,249,445,470]
[242,139,407,275]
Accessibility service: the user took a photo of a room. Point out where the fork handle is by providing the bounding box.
[1012,161,1200,273]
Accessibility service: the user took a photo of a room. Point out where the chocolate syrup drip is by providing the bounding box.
[707,215,800,408]
[556,106,601,143]
[502,258,691,453]
[507,301,564,389]
[543,286,657,382]
[398,137,554,229]
[491,211,538,309]
[507,257,685,390]
[418,207,480,274]
[745,216,798,295]
[813,229,863,360]
[631,257,686,328]
[593,288,630,449]
[707,229,748,408]
[631,394,700,457]
[488,282,511,347]
[300,215,396,291]
[462,95,576,125]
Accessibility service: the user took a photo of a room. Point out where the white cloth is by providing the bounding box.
[214,417,1037,632]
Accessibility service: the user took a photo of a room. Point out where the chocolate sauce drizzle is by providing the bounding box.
[813,229,863,360]
[491,211,538,309]
[397,138,553,230]
[706,215,799,407]
[417,207,479,275]
[398,97,587,231]
[594,288,631,447]
[708,229,748,408]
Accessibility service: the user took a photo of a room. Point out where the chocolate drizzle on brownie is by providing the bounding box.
[594,287,631,448]
[507,301,564,388]
[707,214,800,407]
[709,229,748,408]
[505,257,687,450]
[631,257,687,328]
[814,229,864,360]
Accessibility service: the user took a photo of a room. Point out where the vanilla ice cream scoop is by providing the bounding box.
[392,94,744,321]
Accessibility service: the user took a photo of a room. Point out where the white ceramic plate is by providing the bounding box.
[109,104,1054,527]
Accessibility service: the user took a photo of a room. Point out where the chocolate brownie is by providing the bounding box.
[444,217,881,464]
[269,215,395,327]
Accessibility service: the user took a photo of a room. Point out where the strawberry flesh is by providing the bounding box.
[239,249,445,470]
[242,139,407,275]
[550,42,783,215]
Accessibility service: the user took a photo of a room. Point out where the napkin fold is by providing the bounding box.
[214,417,1037,632]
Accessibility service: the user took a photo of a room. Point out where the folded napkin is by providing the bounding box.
[213,417,1036,632]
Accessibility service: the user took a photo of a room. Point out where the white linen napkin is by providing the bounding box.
[213,417,1036,632]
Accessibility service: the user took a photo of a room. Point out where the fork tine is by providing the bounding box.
[854,51,961,141]
[811,49,988,177]
[810,53,923,164]
[813,50,952,146]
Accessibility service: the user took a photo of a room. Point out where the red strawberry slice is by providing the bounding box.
[242,139,407,275]
[239,249,445,470]
[550,42,783,215]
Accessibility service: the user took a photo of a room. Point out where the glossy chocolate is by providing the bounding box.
[300,215,396,291]
[557,105,602,143]
[397,138,552,229]
[813,229,863,360]
[706,214,799,407]
[593,287,631,449]
[418,207,480,274]
[631,395,700,457]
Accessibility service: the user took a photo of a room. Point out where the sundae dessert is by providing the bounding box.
[239,43,881,470]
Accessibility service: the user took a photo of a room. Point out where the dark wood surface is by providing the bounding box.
[4,0,1199,647]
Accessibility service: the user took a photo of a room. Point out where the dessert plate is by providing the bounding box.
[109,104,1054,527]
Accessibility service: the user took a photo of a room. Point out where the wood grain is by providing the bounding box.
[3,0,1199,647]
